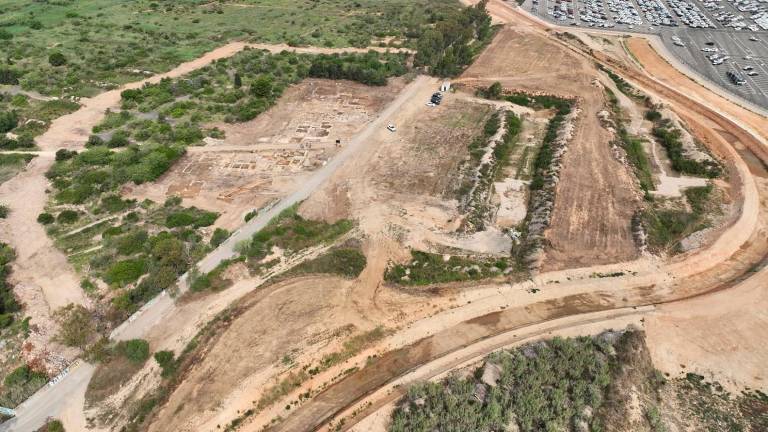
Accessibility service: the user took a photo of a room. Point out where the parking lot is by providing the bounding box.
[522,0,768,108]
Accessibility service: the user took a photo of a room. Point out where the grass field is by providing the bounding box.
[0,0,462,96]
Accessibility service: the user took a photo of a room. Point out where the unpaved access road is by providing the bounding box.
[252,4,768,431]
[0,74,436,432]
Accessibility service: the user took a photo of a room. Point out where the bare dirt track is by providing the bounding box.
[461,27,641,270]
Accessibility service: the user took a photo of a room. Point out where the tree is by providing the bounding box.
[486,82,503,100]
[233,72,242,89]
[53,304,95,349]
[250,75,273,98]
[55,149,77,161]
[0,68,19,85]
[37,213,54,224]
[0,111,18,133]
[210,228,229,247]
[48,52,67,67]
[118,339,150,364]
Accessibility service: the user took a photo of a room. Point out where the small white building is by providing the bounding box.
[440,81,451,92]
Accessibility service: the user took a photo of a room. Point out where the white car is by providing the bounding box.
[387,123,397,132]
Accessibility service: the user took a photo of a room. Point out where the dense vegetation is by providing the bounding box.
[289,247,367,278]
[0,0,459,97]
[642,185,713,253]
[0,243,20,329]
[88,48,408,152]
[46,144,185,204]
[529,100,572,191]
[605,87,654,194]
[237,205,354,267]
[385,250,509,286]
[0,92,79,141]
[0,364,47,408]
[652,121,721,178]
[414,0,495,76]
[391,334,619,431]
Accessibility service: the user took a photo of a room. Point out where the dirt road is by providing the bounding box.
[250,3,768,431]
[0,74,435,432]
[111,75,434,340]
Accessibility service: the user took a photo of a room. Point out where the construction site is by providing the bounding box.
[0,0,766,432]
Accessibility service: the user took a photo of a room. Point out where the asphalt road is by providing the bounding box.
[0,75,434,432]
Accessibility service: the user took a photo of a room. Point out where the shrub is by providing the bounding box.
[37,212,54,224]
[0,364,47,407]
[485,81,503,99]
[42,419,66,432]
[118,339,150,364]
[0,205,8,218]
[86,135,104,147]
[154,350,176,378]
[48,52,67,67]
[104,258,148,285]
[53,304,95,349]
[55,149,77,161]
[56,210,80,224]
[99,194,134,213]
[106,131,130,148]
[210,227,229,247]
[0,111,18,133]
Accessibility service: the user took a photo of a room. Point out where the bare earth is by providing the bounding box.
[461,27,641,270]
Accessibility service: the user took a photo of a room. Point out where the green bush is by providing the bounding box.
[154,350,176,378]
[37,212,54,225]
[56,210,80,224]
[210,227,229,247]
[165,208,218,228]
[291,248,367,278]
[0,364,47,407]
[118,339,150,364]
[48,52,67,67]
[0,205,8,219]
[0,111,19,133]
[104,258,148,285]
[652,124,720,178]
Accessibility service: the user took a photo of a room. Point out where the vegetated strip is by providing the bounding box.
[603,86,655,195]
[509,92,576,273]
[459,109,524,232]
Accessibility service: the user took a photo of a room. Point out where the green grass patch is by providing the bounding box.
[604,87,654,193]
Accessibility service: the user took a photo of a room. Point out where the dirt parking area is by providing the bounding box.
[462,27,641,270]
[125,79,407,230]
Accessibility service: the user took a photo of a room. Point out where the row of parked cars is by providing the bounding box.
[667,0,716,28]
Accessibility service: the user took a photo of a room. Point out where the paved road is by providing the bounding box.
[0,75,433,432]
